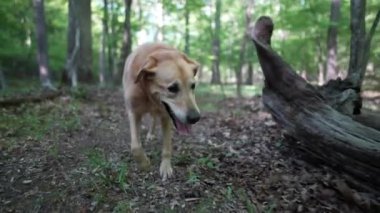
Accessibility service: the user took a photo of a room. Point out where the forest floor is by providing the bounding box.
[0,86,380,213]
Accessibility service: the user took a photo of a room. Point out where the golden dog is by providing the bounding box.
[122,43,201,180]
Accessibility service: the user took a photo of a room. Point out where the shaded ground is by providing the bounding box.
[1,88,379,212]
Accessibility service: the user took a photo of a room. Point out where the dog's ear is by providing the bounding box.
[135,57,157,83]
[181,54,200,76]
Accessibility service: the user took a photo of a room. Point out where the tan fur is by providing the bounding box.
[122,43,200,180]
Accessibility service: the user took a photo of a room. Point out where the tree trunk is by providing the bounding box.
[316,37,325,85]
[346,0,366,88]
[104,0,110,84]
[110,0,118,81]
[322,1,380,116]
[99,1,107,87]
[77,0,93,83]
[250,15,380,194]
[154,0,165,42]
[33,0,54,90]
[210,0,221,84]
[184,0,190,55]
[116,0,132,85]
[245,63,254,85]
[65,0,80,88]
[236,0,254,96]
[325,0,341,81]
[0,68,7,90]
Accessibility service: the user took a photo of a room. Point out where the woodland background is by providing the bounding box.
[1,0,380,212]
[0,0,379,93]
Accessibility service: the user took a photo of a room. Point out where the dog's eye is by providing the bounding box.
[168,83,179,93]
[190,83,196,90]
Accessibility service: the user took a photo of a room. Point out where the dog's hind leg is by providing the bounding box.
[128,109,151,170]
[159,116,173,180]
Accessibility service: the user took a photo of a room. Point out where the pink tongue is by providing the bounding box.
[175,118,191,135]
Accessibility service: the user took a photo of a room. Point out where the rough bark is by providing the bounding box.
[250,16,380,192]
[325,0,341,81]
[210,0,221,84]
[116,0,132,85]
[33,0,54,90]
[77,0,93,83]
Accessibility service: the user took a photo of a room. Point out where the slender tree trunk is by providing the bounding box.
[99,0,108,87]
[360,10,380,84]
[99,38,105,87]
[316,37,325,85]
[33,0,54,90]
[65,0,80,88]
[343,0,380,114]
[77,0,93,83]
[0,68,6,90]
[184,0,190,55]
[236,0,254,96]
[325,0,341,82]
[245,63,254,85]
[110,0,118,80]
[116,0,132,85]
[103,0,110,83]
[211,0,221,84]
[346,0,366,88]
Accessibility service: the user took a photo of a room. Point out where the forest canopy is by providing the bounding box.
[0,0,379,89]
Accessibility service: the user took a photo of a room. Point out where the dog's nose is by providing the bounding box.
[186,109,200,124]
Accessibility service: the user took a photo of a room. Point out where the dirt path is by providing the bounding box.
[0,89,378,212]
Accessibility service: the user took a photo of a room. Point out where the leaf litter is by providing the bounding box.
[0,89,379,212]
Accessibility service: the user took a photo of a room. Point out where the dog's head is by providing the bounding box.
[135,50,200,134]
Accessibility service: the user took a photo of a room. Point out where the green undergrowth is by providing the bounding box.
[0,99,81,142]
[84,148,129,193]
[196,83,262,112]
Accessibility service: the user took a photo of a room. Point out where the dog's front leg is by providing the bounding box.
[128,109,150,170]
[146,114,157,141]
[160,116,173,180]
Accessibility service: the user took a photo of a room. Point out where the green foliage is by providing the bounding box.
[1,0,379,87]
[194,198,214,213]
[186,168,200,184]
[113,200,132,213]
[86,148,129,191]
[197,156,216,169]
[0,99,81,141]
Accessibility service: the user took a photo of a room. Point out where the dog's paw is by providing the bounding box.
[160,159,173,181]
[132,148,151,171]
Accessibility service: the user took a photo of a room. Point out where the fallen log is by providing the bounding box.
[250,16,380,192]
[0,90,62,107]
